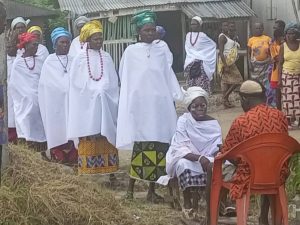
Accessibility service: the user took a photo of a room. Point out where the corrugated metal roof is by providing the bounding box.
[58,0,255,19]
[6,1,58,20]
[182,1,256,18]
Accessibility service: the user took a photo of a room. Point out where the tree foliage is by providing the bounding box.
[15,0,67,31]
[16,0,59,9]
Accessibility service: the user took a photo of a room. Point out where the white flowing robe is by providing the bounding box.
[17,44,49,62]
[166,113,222,176]
[184,32,217,80]
[157,113,222,185]
[116,41,183,150]
[7,55,16,128]
[67,49,119,146]
[155,40,173,68]
[38,54,73,149]
[69,36,87,58]
[10,55,46,142]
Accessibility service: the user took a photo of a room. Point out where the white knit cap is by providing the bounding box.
[240,80,263,95]
[74,16,90,27]
[11,17,30,30]
[182,86,209,108]
[192,16,203,26]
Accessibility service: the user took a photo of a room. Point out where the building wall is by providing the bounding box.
[244,0,300,36]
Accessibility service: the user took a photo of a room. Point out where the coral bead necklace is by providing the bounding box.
[24,56,35,70]
[86,47,103,81]
[190,32,200,46]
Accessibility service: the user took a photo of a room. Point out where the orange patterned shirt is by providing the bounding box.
[221,104,288,199]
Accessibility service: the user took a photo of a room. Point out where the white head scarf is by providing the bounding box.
[74,16,90,28]
[182,86,209,109]
[11,17,30,30]
[192,16,203,26]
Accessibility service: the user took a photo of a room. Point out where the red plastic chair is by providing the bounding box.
[210,133,300,225]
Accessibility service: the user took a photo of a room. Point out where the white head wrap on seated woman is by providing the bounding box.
[182,86,209,109]
[192,16,203,26]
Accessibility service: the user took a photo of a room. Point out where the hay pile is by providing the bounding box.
[0,145,180,225]
[0,145,135,225]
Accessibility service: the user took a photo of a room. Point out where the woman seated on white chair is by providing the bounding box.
[165,86,222,220]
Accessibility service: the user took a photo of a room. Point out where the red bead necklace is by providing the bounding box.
[24,56,35,70]
[86,48,104,81]
[190,32,200,46]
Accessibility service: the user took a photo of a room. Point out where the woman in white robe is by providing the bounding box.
[10,32,46,142]
[184,16,216,94]
[68,20,119,175]
[165,86,222,220]
[38,27,77,164]
[117,10,183,203]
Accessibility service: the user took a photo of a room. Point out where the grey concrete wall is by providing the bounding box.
[244,0,299,36]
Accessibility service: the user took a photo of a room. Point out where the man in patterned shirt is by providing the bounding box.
[221,80,288,225]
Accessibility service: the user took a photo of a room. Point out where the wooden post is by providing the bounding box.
[181,12,186,67]
[245,19,251,80]
[0,0,8,185]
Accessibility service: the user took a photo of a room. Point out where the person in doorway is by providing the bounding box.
[117,10,182,203]
[220,80,288,225]
[69,16,90,57]
[27,25,49,61]
[67,20,119,175]
[156,25,166,40]
[184,16,216,94]
[165,86,222,220]
[267,20,285,108]
[278,23,300,129]
[218,21,243,108]
[10,32,46,144]
[248,22,271,84]
[38,27,77,165]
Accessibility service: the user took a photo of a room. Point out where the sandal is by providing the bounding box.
[219,201,237,217]
[223,207,237,217]
[223,100,234,109]
[146,192,164,204]
[182,208,195,220]
[123,191,134,200]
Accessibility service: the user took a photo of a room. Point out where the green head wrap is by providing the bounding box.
[132,10,156,29]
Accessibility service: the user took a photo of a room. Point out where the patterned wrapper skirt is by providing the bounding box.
[184,60,211,94]
[78,136,119,175]
[281,72,300,120]
[264,64,277,107]
[130,141,169,182]
[220,63,243,85]
[178,169,207,191]
[250,59,270,84]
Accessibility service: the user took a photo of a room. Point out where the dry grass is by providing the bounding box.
[0,145,180,225]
